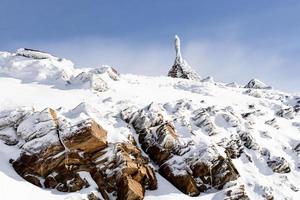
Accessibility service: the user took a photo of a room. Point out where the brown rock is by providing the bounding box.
[87,192,100,200]
[62,119,107,153]
[191,156,239,189]
[54,170,88,192]
[44,175,58,189]
[90,169,110,200]
[23,174,42,187]
[159,164,200,196]
[156,122,178,150]
[144,143,171,165]
[117,176,144,200]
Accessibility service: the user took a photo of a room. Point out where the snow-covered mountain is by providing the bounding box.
[0,37,299,200]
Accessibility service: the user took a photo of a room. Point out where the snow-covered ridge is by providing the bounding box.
[0,49,120,91]
[0,38,299,200]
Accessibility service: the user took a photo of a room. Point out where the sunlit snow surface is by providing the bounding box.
[0,51,300,199]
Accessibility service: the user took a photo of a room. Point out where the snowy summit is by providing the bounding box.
[0,37,299,200]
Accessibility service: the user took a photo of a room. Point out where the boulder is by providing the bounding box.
[225,185,250,200]
[61,119,107,153]
[117,176,144,200]
[159,163,200,196]
[267,157,290,173]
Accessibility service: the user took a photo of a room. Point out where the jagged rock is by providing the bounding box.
[239,131,259,150]
[117,176,144,200]
[93,142,157,200]
[156,122,179,150]
[54,170,89,192]
[192,108,217,136]
[122,103,239,196]
[87,192,100,200]
[223,136,244,159]
[90,169,109,200]
[168,35,201,80]
[276,107,294,119]
[61,119,107,153]
[187,147,239,190]
[159,163,200,196]
[244,79,271,89]
[267,157,290,173]
[224,185,250,200]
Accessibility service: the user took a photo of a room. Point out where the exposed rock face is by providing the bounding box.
[168,35,201,80]
[0,107,156,200]
[224,185,250,200]
[61,119,107,153]
[193,107,218,136]
[93,142,157,199]
[244,79,271,89]
[117,176,144,200]
[276,107,294,119]
[121,103,239,196]
[267,157,291,173]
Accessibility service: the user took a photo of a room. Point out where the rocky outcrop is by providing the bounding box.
[244,79,271,89]
[276,107,294,119]
[0,107,156,200]
[267,157,290,173]
[61,119,107,153]
[168,35,201,81]
[224,185,250,200]
[192,107,218,136]
[121,103,239,196]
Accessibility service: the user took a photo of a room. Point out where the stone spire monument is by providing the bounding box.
[168,35,201,80]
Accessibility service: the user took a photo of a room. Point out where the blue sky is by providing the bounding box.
[1,1,300,92]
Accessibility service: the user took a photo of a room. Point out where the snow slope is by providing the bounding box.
[0,50,300,200]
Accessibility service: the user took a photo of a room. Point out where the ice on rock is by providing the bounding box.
[168,35,201,80]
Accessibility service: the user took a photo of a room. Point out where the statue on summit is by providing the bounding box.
[168,35,201,80]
